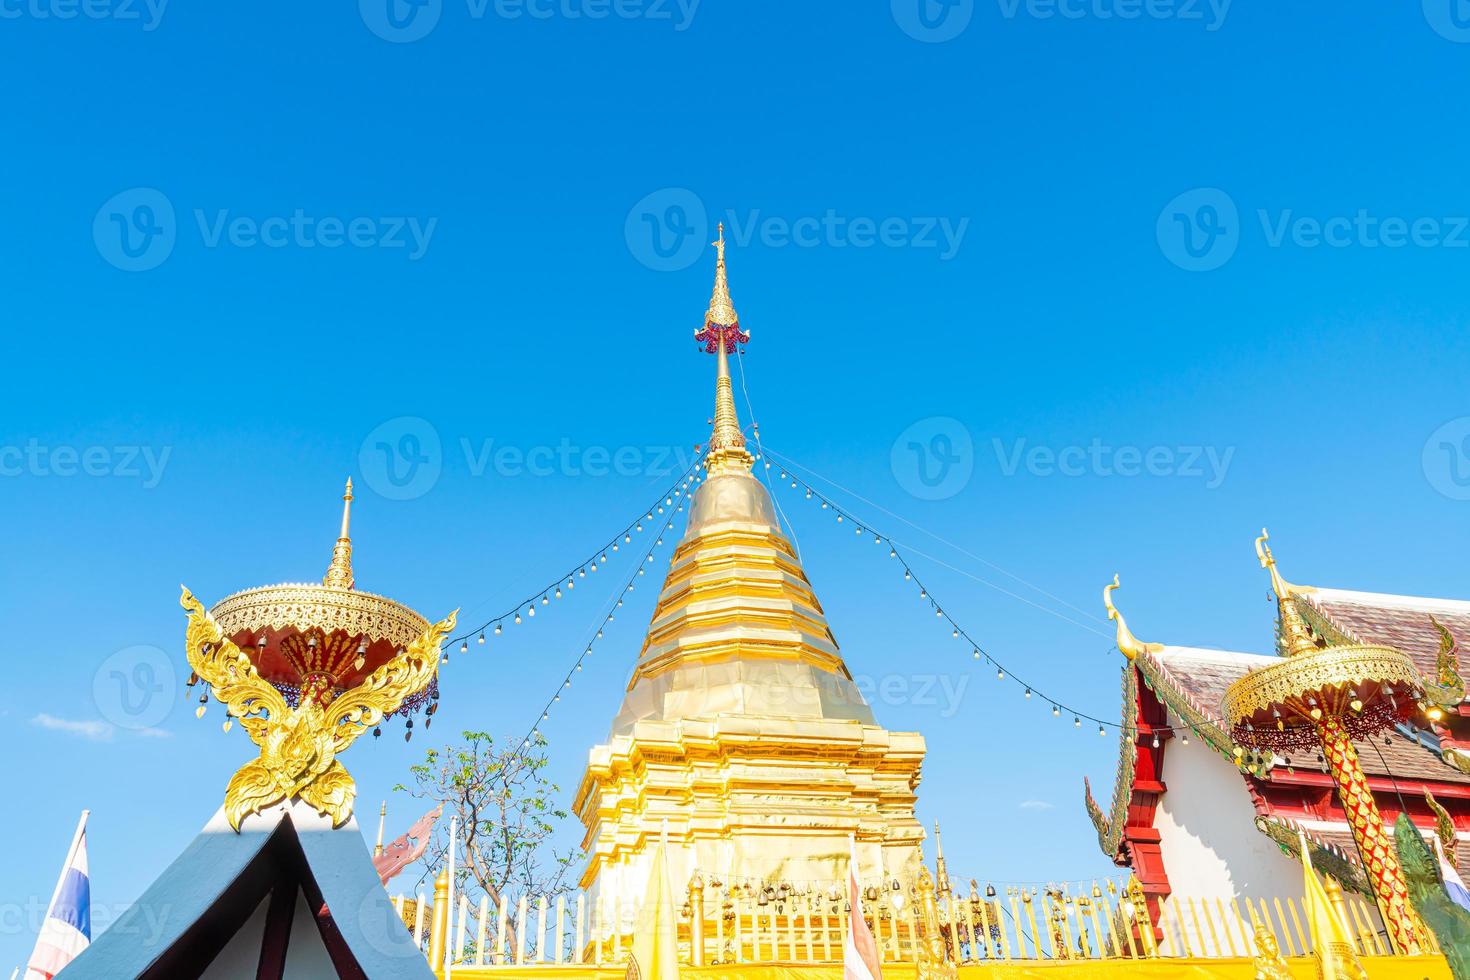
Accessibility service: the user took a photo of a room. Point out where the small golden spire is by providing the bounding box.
[1104,575,1163,661]
[706,223,738,329]
[933,821,952,898]
[323,477,355,590]
[1255,529,1316,657]
[374,798,387,858]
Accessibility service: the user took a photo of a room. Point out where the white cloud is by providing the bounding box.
[32,713,114,742]
[1018,800,1054,811]
[136,727,172,739]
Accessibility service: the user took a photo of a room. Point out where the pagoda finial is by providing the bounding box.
[933,820,952,897]
[323,477,355,590]
[1104,575,1163,661]
[1255,529,1317,657]
[693,226,754,476]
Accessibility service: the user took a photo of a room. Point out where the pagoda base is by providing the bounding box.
[573,714,926,902]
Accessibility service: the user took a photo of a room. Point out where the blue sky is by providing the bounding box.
[5,0,1470,967]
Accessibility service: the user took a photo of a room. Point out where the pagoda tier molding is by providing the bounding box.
[573,714,926,893]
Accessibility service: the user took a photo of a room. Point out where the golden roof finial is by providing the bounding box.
[1255,529,1316,658]
[1254,528,1295,601]
[1104,575,1163,661]
[694,225,754,477]
[706,222,738,330]
[933,820,952,897]
[323,477,355,590]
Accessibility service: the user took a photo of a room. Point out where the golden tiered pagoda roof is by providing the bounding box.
[609,227,875,735]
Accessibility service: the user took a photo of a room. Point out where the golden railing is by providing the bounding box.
[396,872,1434,969]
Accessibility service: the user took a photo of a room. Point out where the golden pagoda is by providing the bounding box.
[572,227,926,904]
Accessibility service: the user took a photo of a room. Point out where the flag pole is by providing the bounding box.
[444,815,457,980]
[43,812,89,923]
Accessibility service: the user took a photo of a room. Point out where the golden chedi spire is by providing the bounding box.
[1103,575,1163,660]
[324,477,355,590]
[1255,529,1317,657]
[611,232,876,729]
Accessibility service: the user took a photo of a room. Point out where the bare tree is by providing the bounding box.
[397,730,582,926]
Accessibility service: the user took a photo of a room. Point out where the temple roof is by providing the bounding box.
[1301,588,1470,700]
[1137,644,1470,783]
[61,800,431,978]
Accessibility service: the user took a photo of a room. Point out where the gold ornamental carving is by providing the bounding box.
[182,586,455,830]
[1222,644,1421,724]
[209,582,430,653]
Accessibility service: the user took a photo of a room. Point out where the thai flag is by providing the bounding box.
[24,812,90,980]
[844,838,883,980]
[1436,837,1470,914]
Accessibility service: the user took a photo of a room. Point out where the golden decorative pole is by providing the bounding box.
[1223,531,1430,954]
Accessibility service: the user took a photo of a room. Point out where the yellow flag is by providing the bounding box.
[626,834,679,980]
[1299,830,1367,980]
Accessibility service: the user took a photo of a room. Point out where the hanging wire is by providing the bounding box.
[765,446,1108,629]
[441,452,704,650]
[507,472,694,754]
[772,465,1219,738]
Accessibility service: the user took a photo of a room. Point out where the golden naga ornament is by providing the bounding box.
[182,587,455,830]
[179,479,456,831]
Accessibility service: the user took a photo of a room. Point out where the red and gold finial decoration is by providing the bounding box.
[692,224,756,476]
[695,223,749,354]
[181,480,455,830]
[203,479,436,713]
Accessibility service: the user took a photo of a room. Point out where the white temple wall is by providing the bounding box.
[1153,713,1304,953]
